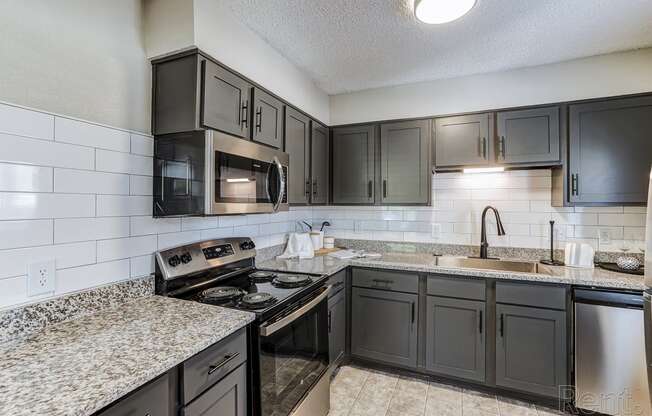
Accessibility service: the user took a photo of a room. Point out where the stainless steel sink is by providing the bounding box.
[435,256,539,273]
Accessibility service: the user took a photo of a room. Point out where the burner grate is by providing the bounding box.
[272,274,312,288]
[249,270,277,282]
[200,286,245,304]
[240,292,277,309]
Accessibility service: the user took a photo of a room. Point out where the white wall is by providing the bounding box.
[0,102,313,310]
[329,48,652,125]
[0,0,151,132]
[144,0,331,124]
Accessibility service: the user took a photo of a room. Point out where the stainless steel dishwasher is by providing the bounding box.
[575,288,651,416]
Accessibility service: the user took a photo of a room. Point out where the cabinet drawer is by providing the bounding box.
[427,275,485,300]
[99,373,170,416]
[183,364,246,416]
[496,282,567,310]
[352,268,418,294]
[182,328,247,404]
[326,270,346,295]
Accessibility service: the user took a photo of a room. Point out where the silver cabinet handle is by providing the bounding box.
[482,137,487,159]
[499,136,506,158]
[259,286,330,336]
[208,352,240,375]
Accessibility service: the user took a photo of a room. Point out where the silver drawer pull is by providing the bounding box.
[207,352,240,375]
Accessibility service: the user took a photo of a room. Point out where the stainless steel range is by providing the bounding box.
[155,238,331,416]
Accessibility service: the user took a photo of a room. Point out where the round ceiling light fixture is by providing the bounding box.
[414,0,476,24]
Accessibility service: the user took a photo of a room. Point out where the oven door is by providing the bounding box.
[258,287,330,416]
[208,130,288,215]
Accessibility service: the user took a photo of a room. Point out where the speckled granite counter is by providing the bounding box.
[0,296,255,416]
[258,252,645,291]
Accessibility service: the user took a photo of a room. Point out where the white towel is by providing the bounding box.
[277,233,315,259]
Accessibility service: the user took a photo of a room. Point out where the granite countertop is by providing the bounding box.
[0,296,255,416]
[258,252,645,290]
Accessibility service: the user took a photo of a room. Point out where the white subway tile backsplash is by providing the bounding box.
[0,193,95,220]
[0,163,53,192]
[129,175,153,196]
[96,149,152,176]
[0,241,96,279]
[200,227,235,240]
[157,231,201,250]
[130,255,154,277]
[130,216,180,236]
[97,235,157,262]
[234,225,260,237]
[0,104,54,140]
[55,117,130,152]
[181,217,219,231]
[0,276,33,309]
[552,212,598,226]
[0,219,53,249]
[598,213,646,227]
[56,260,130,296]
[219,216,248,227]
[96,195,151,217]
[54,168,129,195]
[130,133,154,156]
[0,133,95,170]
[55,217,130,244]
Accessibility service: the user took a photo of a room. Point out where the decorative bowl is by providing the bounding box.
[616,256,642,270]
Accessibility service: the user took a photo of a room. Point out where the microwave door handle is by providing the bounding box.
[259,286,331,337]
[272,156,285,212]
[265,160,273,204]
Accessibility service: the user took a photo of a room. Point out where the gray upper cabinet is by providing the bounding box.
[351,287,418,368]
[201,59,252,139]
[435,113,492,168]
[496,106,560,164]
[425,296,486,383]
[285,107,311,204]
[495,304,567,398]
[380,120,430,204]
[332,125,376,204]
[311,121,329,205]
[568,95,652,205]
[252,87,284,148]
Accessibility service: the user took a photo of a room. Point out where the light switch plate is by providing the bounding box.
[599,229,611,245]
[28,259,56,296]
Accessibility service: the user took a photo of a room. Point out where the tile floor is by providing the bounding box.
[329,365,567,416]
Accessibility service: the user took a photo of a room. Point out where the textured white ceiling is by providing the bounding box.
[224,0,652,95]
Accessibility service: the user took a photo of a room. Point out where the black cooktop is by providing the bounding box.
[181,269,324,318]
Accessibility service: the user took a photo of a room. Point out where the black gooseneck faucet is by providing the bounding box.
[479,206,506,259]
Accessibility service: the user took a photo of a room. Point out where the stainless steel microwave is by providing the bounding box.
[153,130,288,217]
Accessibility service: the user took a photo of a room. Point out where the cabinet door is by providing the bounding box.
[496,304,567,398]
[184,364,246,416]
[201,60,251,139]
[351,287,418,368]
[100,373,170,416]
[435,113,492,168]
[285,107,310,204]
[569,96,652,204]
[497,106,560,164]
[380,120,430,204]
[328,289,346,365]
[332,125,375,204]
[252,87,284,148]
[425,296,485,383]
[311,121,329,205]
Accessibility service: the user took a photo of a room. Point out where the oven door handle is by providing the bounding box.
[271,156,285,212]
[259,286,330,337]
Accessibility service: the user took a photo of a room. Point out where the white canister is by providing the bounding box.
[310,231,324,250]
[323,237,335,249]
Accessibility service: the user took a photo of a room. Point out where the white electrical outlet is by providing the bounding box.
[431,223,441,239]
[28,259,56,296]
[599,229,611,245]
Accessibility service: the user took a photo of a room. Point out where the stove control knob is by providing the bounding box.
[168,255,181,267]
[180,252,192,264]
[240,241,255,250]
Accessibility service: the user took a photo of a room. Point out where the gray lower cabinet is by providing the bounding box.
[425,296,485,383]
[183,364,247,416]
[434,113,492,168]
[568,95,652,204]
[351,287,418,368]
[495,304,567,398]
[310,121,329,204]
[98,373,171,416]
[285,107,311,204]
[332,125,376,204]
[380,120,430,204]
[496,106,560,164]
[252,87,284,149]
[328,287,346,365]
